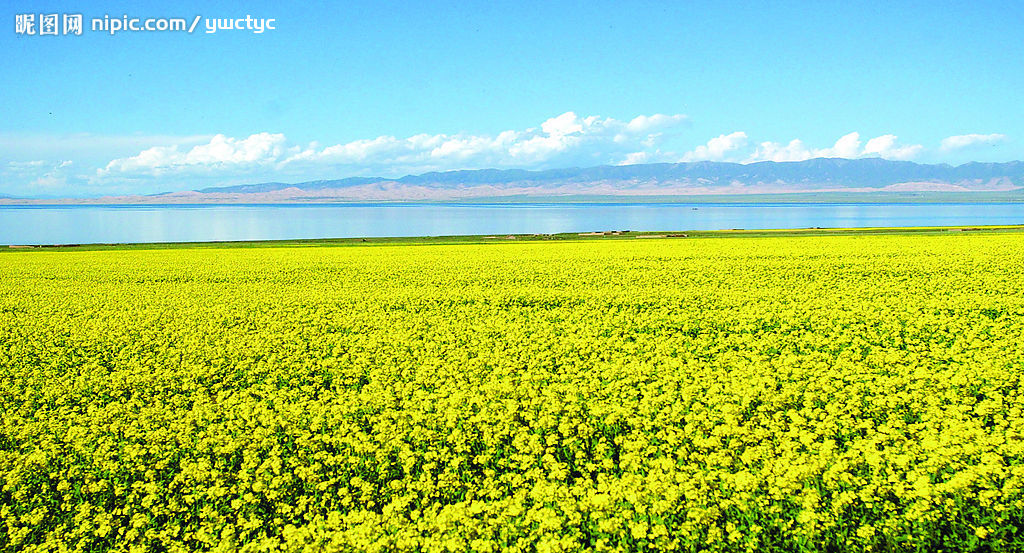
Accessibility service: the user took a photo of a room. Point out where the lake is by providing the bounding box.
[2,202,1023,245]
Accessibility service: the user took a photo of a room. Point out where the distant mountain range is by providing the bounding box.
[5,158,1024,204]
[197,158,1024,194]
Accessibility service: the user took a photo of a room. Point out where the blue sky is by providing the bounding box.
[1,0,1021,196]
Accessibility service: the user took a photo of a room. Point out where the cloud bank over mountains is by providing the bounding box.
[96,112,993,181]
[0,112,1012,196]
[939,133,1006,151]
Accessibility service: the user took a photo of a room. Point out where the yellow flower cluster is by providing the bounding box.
[2,233,1023,552]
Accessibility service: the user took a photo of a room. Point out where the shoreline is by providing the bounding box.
[3,190,1024,206]
[4,224,1024,251]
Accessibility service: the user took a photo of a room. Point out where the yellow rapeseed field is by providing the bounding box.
[2,233,1023,552]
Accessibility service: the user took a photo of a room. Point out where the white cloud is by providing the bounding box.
[541,111,585,136]
[747,132,923,162]
[6,160,48,173]
[827,132,863,158]
[3,160,80,189]
[625,113,688,134]
[681,132,748,161]
[940,133,1006,151]
[183,133,287,164]
[618,152,650,165]
[862,134,923,160]
[100,133,288,177]
[99,112,691,179]
[747,139,813,163]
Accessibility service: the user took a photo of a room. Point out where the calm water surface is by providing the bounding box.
[2,203,1023,245]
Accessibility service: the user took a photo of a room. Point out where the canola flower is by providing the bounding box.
[1,233,1023,552]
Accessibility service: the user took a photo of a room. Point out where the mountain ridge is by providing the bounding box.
[193,158,1024,195]
[5,158,1024,204]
